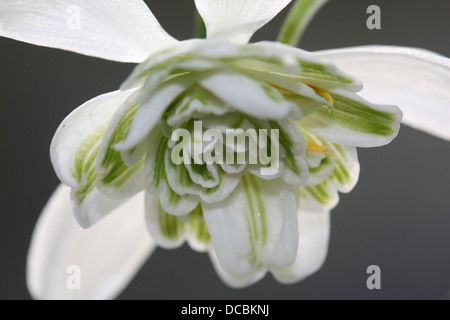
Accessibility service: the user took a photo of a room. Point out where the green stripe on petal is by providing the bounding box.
[298,180,339,212]
[299,89,402,147]
[145,193,185,249]
[99,103,140,171]
[72,126,107,204]
[242,174,268,245]
[95,100,145,199]
[186,206,212,252]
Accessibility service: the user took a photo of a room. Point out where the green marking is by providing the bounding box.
[72,125,107,183]
[188,206,211,243]
[242,174,259,242]
[269,121,301,175]
[248,174,268,244]
[309,156,333,174]
[158,203,181,240]
[71,125,107,204]
[240,173,271,265]
[304,182,331,205]
[303,92,399,137]
[332,93,397,123]
[96,104,147,190]
[101,104,139,170]
[190,163,215,181]
[153,134,169,188]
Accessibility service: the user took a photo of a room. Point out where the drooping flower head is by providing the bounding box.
[1,0,448,299]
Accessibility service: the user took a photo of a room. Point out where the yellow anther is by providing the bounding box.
[307,141,334,156]
[308,85,334,106]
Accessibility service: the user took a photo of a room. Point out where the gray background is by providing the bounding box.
[0,0,449,299]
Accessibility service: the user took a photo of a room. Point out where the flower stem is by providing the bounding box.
[277,0,328,46]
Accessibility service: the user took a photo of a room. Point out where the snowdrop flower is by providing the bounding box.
[1,0,448,299]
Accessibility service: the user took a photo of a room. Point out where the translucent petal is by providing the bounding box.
[0,0,177,62]
[27,185,154,300]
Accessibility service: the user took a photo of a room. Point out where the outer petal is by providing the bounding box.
[27,185,154,300]
[195,0,292,44]
[273,209,330,284]
[0,0,177,63]
[202,174,298,279]
[316,46,450,141]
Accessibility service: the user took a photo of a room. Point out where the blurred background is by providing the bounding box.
[0,0,449,299]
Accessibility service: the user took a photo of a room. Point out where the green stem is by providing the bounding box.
[277,0,329,46]
[195,10,207,39]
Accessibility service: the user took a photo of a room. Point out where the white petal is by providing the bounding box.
[200,71,294,120]
[208,250,266,288]
[195,0,292,44]
[27,185,154,300]
[273,209,330,284]
[51,89,137,190]
[202,175,298,278]
[317,46,450,141]
[0,0,177,63]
